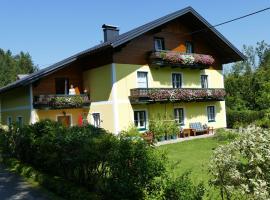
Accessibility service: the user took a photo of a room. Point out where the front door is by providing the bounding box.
[57,115,71,127]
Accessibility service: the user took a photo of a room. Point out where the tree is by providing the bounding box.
[0,48,38,87]
[225,41,270,111]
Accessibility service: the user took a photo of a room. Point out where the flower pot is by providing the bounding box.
[166,135,172,140]
[158,136,165,141]
[171,134,177,140]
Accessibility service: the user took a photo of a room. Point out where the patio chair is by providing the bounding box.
[189,122,209,135]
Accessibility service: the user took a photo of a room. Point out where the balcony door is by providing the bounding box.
[137,72,148,88]
[55,78,69,94]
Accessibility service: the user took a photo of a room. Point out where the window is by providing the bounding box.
[186,41,194,53]
[16,116,23,127]
[172,73,182,88]
[92,113,101,128]
[7,116,12,126]
[57,115,71,127]
[154,38,165,51]
[201,75,208,88]
[134,110,147,130]
[174,108,184,126]
[55,78,69,94]
[137,72,148,88]
[207,106,215,122]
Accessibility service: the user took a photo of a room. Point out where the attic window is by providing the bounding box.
[154,38,165,51]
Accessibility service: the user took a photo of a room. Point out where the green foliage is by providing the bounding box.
[164,172,205,200]
[144,171,205,200]
[226,109,265,128]
[0,49,38,87]
[119,124,141,138]
[225,41,270,115]
[149,115,180,140]
[209,127,270,200]
[149,118,166,140]
[51,95,84,108]
[213,129,239,142]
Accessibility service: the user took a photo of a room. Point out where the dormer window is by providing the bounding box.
[154,37,165,51]
[186,41,194,53]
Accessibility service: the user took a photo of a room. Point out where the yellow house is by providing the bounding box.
[0,7,244,134]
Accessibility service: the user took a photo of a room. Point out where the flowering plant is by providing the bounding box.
[145,88,225,102]
[209,127,270,200]
[152,51,215,66]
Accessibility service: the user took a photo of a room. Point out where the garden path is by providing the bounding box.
[0,164,49,200]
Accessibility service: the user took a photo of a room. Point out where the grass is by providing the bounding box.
[158,136,226,199]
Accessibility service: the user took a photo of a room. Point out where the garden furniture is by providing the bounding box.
[189,122,209,135]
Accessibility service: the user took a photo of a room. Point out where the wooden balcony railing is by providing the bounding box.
[129,88,225,104]
[33,94,90,109]
[149,50,215,69]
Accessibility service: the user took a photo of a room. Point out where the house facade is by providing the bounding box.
[0,7,244,134]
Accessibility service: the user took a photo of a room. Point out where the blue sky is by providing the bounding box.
[1,0,269,68]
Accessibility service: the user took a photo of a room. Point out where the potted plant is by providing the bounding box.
[164,121,172,140]
[169,121,179,139]
[149,120,165,142]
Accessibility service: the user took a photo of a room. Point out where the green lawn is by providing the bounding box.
[158,137,225,184]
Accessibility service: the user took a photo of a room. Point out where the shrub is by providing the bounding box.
[226,109,265,128]
[164,172,205,200]
[144,171,205,200]
[119,124,141,138]
[209,127,270,200]
[0,120,171,199]
[214,128,239,142]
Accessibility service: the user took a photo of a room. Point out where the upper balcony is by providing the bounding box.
[129,88,225,104]
[33,94,91,109]
[149,50,215,69]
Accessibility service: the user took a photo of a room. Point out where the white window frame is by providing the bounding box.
[16,116,23,127]
[154,38,165,51]
[92,112,101,128]
[7,116,12,126]
[174,108,185,126]
[133,109,148,131]
[201,75,208,89]
[186,41,194,53]
[137,71,149,88]
[207,106,216,122]
[56,114,73,126]
[171,73,183,88]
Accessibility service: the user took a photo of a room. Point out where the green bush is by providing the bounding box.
[226,109,265,128]
[214,128,239,142]
[0,120,168,199]
[164,172,205,200]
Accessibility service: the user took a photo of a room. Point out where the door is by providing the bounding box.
[57,115,71,127]
[55,78,69,94]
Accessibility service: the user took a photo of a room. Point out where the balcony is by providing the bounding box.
[149,51,215,69]
[129,88,225,104]
[33,94,91,109]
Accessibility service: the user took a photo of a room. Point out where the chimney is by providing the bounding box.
[102,24,119,42]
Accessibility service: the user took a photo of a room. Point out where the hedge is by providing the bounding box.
[226,109,265,128]
[0,120,166,200]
